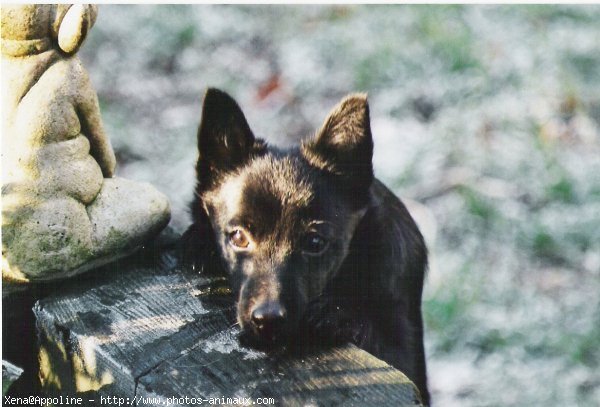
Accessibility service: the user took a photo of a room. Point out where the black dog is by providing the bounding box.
[183,88,429,404]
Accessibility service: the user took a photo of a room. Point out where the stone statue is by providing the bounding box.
[1,4,171,282]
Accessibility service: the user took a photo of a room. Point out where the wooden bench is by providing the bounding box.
[34,249,423,406]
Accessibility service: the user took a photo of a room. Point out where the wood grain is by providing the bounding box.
[35,250,422,405]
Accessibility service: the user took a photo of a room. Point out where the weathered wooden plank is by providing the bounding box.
[35,251,219,396]
[138,338,420,406]
[35,250,422,405]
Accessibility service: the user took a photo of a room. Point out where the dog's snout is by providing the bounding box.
[251,301,287,337]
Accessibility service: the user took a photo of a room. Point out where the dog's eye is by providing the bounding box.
[302,233,328,255]
[229,229,250,249]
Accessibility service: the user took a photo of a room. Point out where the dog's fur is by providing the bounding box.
[182,88,429,404]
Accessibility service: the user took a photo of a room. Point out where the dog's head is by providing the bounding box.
[195,88,373,347]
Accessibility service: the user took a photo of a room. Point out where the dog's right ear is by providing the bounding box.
[196,88,256,181]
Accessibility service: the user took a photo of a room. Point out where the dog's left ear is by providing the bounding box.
[302,93,374,194]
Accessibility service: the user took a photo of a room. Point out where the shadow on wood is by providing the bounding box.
[34,250,423,406]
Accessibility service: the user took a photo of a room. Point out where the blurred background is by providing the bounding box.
[80,5,600,406]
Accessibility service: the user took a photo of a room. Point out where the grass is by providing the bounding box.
[79,5,600,405]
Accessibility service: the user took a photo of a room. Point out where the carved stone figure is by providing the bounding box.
[1,4,171,282]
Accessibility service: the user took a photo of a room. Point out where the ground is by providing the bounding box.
[80,5,600,405]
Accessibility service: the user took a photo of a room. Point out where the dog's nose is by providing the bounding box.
[251,301,287,337]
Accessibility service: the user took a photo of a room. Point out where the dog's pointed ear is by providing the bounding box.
[197,88,256,176]
[302,93,374,193]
